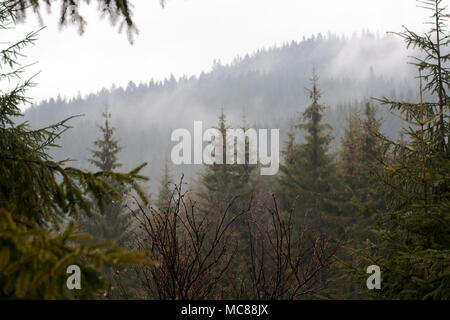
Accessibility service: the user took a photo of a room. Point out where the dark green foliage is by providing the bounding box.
[196,110,257,298]
[0,2,154,299]
[336,102,384,229]
[2,0,448,301]
[321,102,385,299]
[89,109,122,172]
[276,73,347,298]
[278,72,335,228]
[79,109,133,245]
[353,0,450,300]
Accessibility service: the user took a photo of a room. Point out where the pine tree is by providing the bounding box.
[238,110,257,186]
[80,108,132,246]
[340,107,364,192]
[324,102,384,299]
[155,160,173,211]
[361,103,382,169]
[277,73,346,298]
[11,0,165,42]
[198,110,253,210]
[277,126,298,209]
[354,0,450,299]
[196,109,256,297]
[338,102,384,217]
[0,3,153,299]
[278,71,335,228]
[90,108,123,172]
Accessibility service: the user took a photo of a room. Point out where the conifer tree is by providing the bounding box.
[324,102,384,299]
[80,108,132,246]
[361,103,382,169]
[0,2,153,299]
[196,110,256,297]
[338,102,384,217]
[354,0,450,299]
[340,107,364,192]
[90,108,122,172]
[198,110,253,209]
[238,111,257,185]
[277,75,346,298]
[155,160,173,211]
[277,126,298,209]
[278,72,335,228]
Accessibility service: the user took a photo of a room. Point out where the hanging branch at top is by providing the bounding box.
[8,0,166,42]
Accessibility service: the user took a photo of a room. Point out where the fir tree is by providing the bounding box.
[0,3,153,299]
[198,110,253,209]
[340,107,364,192]
[155,160,173,211]
[277,126,298,209]
[90,108,122,172]
[196,109,256,297]
[354,0,450,299]
[338,102,384,215]
[277,72,352,298]
[278,71,335,228]
[325,102,384,299]
[80,108,132,246]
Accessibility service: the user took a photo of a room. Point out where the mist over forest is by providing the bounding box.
[24,32,416,191]
[2,0,450,303]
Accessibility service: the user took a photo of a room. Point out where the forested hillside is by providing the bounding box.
[1,0,448,302]
[24,32,410,189]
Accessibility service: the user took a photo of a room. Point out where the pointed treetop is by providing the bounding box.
[89,105,122,172]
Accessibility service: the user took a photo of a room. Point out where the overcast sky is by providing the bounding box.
[8,0,432,103]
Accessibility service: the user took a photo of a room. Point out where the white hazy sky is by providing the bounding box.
[7,0,433,102]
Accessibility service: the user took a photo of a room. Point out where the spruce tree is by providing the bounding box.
[354,0,450,299]
[338,102,384,220]
[198,110,253,209]
[277,73,344,298]
[340,107,364,193]
[155,160,173,211]
[196,110,256,297]
[0,3,153,299]
[80,108,132,246]
[278,72,335,228]
[277,126,298,209]
[325,102,384,299]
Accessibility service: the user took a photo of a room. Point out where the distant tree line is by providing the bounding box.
[1,0,448,300]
